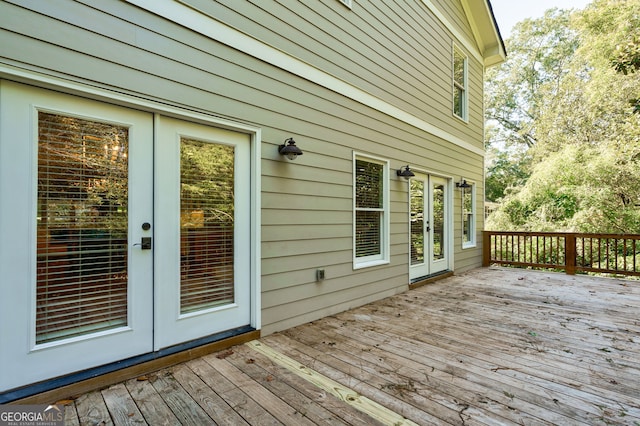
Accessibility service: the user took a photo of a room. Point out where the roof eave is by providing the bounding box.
[461,0,507,67]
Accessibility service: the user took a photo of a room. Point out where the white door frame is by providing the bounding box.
[0,67,262,336]
[0,72,262,392]
[153,116,252,350]
[428,176,450,275]
[408,171,453,281]
[0,81,155,391]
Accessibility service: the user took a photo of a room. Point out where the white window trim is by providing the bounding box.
[453,45,469,122]
[338,0,353,9]
[462,180,476,249]
[353,153,390,269]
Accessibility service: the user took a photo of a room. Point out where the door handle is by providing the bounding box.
[133,237,152,250]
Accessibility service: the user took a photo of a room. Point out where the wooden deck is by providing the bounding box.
[60,267,640,425]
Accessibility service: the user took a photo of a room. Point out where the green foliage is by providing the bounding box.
[180,139,235,223]
[486,0,640,234]
[38,112,129,235]
[485,148,531,202]
[613,36,640,75]
[608,1,640,111]
[485,8,580,149]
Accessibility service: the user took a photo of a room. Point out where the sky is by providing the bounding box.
[489,0,593,38]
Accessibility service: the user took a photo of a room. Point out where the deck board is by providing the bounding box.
[225,344,354,425]
[101,383,147,426]
[151,372,215,425]
[74,389,113,425]
[316,311,600,424]
[59,268,640,425]
[233,344,381,426]
[63,402,80,426]
[171,363,250,426]
[201,352,316,426]
[284,316,561,425]
[187,356,282,425]
[124,377,181,426]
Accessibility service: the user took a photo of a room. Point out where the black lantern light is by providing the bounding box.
[456,179,471,189]
[278,137,303,160]
[396,165,415,179]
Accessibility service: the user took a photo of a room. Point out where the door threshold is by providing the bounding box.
[409,270,454,290]
[3,326,259,404]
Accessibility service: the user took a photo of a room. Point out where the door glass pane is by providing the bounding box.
[36,112,129,344]
[463,186,473,244]
[180,139,235,314]
[432,184,445,260]
[410,179,424,265]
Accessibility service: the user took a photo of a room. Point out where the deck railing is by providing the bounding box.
[483,231,640,277]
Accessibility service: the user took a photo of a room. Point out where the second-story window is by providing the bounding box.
[453,46,468,121]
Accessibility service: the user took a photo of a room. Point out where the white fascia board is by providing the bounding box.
[459,0,506,67]
[125,0,484,157]
[419,0,483,63]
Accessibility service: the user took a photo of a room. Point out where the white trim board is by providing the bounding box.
[125,0,485,157]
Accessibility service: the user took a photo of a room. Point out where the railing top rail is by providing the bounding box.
[483,231,640,239]
[483,231,570,236]
[483,229,640,277]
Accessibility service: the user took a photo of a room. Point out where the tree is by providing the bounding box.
[610,2,640,112]
[486,0,640,233]
[484,148,530,202]
[38,112,129,235]
[485,8,580,150]
[484,8,579,202]
[180,139,235,225]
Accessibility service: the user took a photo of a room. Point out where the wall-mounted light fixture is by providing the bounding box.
[396,165,415,179]
[456,178,471,189]
[278,137,303,160]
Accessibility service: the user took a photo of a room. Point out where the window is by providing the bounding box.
[354,155,389,268]
[453,46,468,121]
[462,182,475,248]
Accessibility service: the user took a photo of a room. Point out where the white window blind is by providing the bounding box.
[36,112,129,344]
[410,179,425,265]
[432,184,445,260]
[354,158,386,263]
[180,139,235,314]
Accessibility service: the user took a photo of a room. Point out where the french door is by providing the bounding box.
[153,116,251,350]
[409,173,450,280]
[0,82,251,392]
